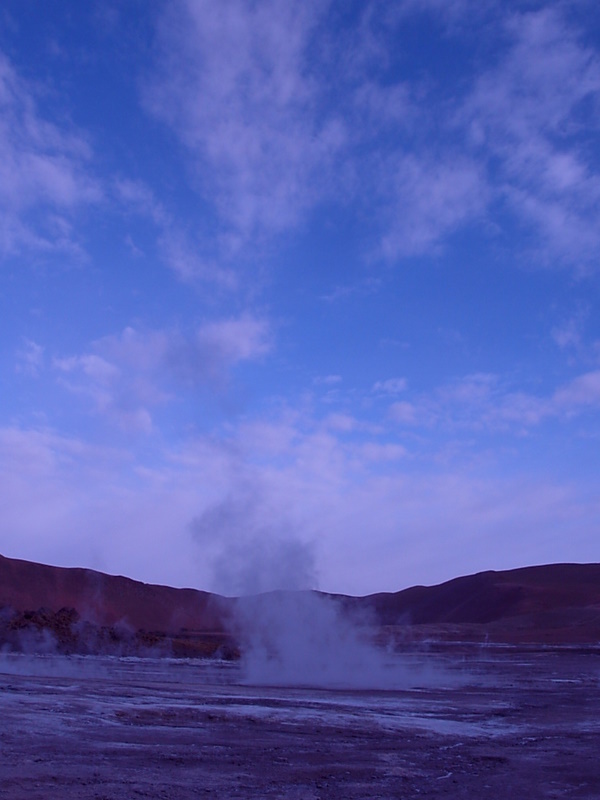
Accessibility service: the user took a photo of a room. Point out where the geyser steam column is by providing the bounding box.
[230,590,404,689]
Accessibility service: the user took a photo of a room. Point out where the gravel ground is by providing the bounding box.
[1,649,599,799]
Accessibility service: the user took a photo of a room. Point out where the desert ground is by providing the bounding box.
[1,647,599,799]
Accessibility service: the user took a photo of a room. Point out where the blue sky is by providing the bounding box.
[1,0,600,596]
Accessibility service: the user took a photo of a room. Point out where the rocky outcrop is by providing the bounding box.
[0,603,239,658]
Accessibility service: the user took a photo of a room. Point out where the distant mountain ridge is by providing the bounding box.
[1,554,600,647]
[0,553,225,633]
[355,562,600,625]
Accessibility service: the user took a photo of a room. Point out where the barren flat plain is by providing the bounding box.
[1,648,599,799]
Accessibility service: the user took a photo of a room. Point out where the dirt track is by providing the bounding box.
[1,649,599,798]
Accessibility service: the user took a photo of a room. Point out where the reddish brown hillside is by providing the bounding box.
[0,553,227,633]
[2,554,600,646]
[354,563,600,625]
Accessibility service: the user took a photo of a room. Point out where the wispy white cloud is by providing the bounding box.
[482,370,600,427]
[322,412,381,436]
[138,2,600,274]
[553,370,600,413]
[356,441,407,462]
[552,311,587,351]
[54,347,160,434]
[158,228,238,289]
[378,155,489,259]
[145,0,342,248]
[0,50,100,259]
[388,368,600,434]
[53,316,272,431]
[145,0,492,262]
[114,177,237,288]
[195,315,271,367]
[364,4,600,266]
[389,400,420,426]
[460,6,600,267]
[15,339,44,376]
[373,377,407,396]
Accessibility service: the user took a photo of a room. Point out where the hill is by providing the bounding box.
[1,554,599,653]
[0,553,232,657]
[354,563,600,645]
